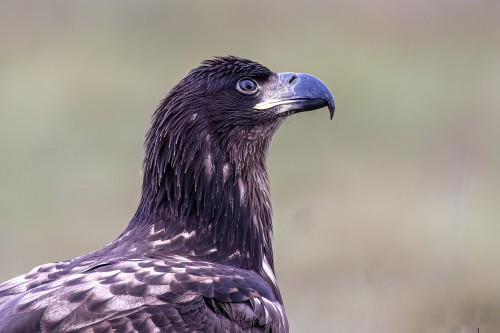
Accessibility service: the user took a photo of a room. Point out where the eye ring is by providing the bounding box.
[236,78,259,95]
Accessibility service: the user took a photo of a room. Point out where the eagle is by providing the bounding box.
[0,56,335,333]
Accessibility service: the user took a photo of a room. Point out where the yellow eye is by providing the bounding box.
[237,78,259,95]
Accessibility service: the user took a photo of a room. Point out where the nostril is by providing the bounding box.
[288,74,298,84]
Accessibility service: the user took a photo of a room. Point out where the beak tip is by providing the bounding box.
[328,103,335,120]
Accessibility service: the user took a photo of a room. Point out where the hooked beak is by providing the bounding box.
[254,72,335,119]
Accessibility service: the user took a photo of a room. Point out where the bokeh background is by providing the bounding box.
[1,1,499,332]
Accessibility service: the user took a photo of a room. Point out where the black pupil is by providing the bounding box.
[240,79,255,91]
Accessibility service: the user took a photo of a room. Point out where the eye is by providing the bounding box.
[236,78,259,95]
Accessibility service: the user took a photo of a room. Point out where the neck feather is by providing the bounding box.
[125,102,275,272]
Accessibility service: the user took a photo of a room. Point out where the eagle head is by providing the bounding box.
[138,57,334,261]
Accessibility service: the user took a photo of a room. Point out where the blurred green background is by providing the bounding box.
[1,1,499,332]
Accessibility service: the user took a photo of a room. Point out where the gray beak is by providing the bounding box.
[254,72,335,119]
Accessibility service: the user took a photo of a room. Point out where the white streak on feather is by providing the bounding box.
[238,177,247,206]
[204,153,214,179]
[222,163,231,184]
[151,230,196,247]
[262,258,277,288]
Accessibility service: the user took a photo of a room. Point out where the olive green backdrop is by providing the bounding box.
[1,1,499,332]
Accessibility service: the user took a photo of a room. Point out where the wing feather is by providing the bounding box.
[0,257,287,332]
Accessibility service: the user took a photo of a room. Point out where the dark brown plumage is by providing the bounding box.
[0,56,334,333]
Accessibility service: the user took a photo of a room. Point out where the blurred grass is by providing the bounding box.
[1,1,500,332]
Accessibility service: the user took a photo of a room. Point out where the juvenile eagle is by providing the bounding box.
[0,56,335,332]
